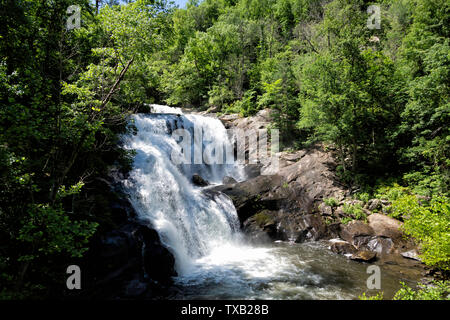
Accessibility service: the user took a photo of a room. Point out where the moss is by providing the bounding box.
[254,211,274,227]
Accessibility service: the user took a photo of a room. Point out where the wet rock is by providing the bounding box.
[350,250,377,262]
[294,214,329,243]
[192,174,209,187]
[134,225,177,283]
[124,278,148,298]
[330,240,357,255]
[223,176,238,185]
[243,210,284,243]
[401,250,422,262]
[367,236,394,254]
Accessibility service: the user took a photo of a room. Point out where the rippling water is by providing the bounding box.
[174,241,421,300]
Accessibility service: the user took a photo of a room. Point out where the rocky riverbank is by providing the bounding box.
[208,109,430,278]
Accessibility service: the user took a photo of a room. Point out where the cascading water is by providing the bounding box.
[122,104,245,274]
[121,105,421,300]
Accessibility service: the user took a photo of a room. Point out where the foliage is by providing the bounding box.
[393,281,450,300]
[398,196,450,270]
[323,198,339,207]
[358,292,384,300]
[342,203,367,222]
[359,281,450,300]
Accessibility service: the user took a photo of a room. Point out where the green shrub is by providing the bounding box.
[340,217,353,225]
[359,281,450,300]
[342,203,367,222]
[393,281,450,300]
[324,197,339,207]
[355,192,370,203]
[375,183,410,201]
[398,196,450,271]
[359,292,384,300]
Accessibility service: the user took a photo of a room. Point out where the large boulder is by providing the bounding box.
[339,220,374,246]
[292,214,329,243]
[367,213,404,244]
[134,226,177,283]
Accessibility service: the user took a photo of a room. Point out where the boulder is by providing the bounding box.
[339,220,374,246]
[368,213,404,243]
[134,225,177,283]
[401,250,422,262]
[293,214,328,243]
[366,236,394,254]
[318,203,333,216]
[330,240,357,255]
[350,250,377,262]
[192,174,209,187]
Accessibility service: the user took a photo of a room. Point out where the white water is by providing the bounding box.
[122,105,246,274]
[122,105,420,300]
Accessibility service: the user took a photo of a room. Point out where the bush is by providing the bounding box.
[359,292,384,300]
[359,281,450,300]
[324,198,339,207]
[393,281,450,300]
[342,203,367,222]
[399,196,450,271]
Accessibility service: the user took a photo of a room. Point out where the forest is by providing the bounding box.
[0,0,448,299]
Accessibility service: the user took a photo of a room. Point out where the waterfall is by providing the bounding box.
[120,105,414,300]
[122,105,245,275]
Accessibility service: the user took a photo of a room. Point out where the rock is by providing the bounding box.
[318,203,333,216]
[243,210,285,243]
[223,176,238,185]
[366,236,394,254]
[330,240,357,255]
[350,250,377,262]
[293,214,329,243]
[124,278,148,298]
[401,250,422,262]
[368,199,382,211]
[219,114,239,122]
[368,213,404,243]
[339,220,374,246]
[280,151,307,162]
[192,174,209,187]
[134,225,177,283]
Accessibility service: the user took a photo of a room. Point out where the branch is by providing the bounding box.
[100,58,134,110]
